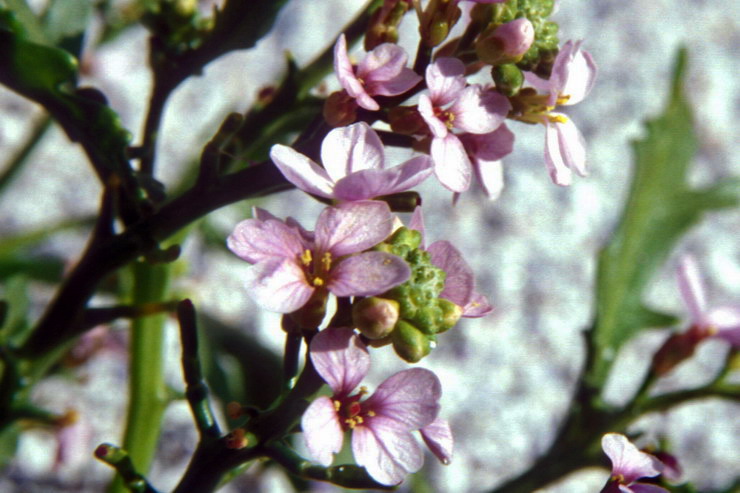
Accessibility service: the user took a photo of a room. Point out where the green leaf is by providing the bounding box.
[41,0,93,56]
[589,48,740,386]
[0,276,30,347]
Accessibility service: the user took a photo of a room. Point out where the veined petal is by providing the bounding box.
[334,35,377,110]
[473,158,504,200]
[364,368,441,430]
[557,41,597,105]
[555,116,587,176]
[544,119,574,186]
[270,144,335,198]
[369,67,422,97]
[309,328,369,395]
[315,201,394,256]
[329,251,410,297]
[321,123,385,181]
[676,255,708,323]
[431,134,472,192]
[333,155,432,200]
[245,257,314,313]
[420,417,453,465]
[425,58,466,105]
[462,124,515,161]
[352,418,424,485]
[302,396,344,466]
[450,86,510,134]
[427,240,475,307]
[418,94,448,138]
[228,217,305,264]
[602,433,664,485]
[462,292,493,318]
[359,42,406,82]
[628,484,670,493]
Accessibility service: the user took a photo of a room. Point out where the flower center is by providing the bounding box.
[299,249,334,287]
[434,107,456,129]
[333,386,377,430]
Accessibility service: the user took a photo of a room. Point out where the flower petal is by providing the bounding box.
[270,144,335,198]
[431,134,472,192]
[450,86,510,134]
[359,43,421,97]
[409,206,426,246]
[628,484,670,493]
[418,94,448,138]
[228,217,305,264]
[321,122,385,181]
[302,396,344,466]
[245,257,314,313]
[334,35,378,111]
[427,240,475,307]
[601,433,664,484]
[365,368,441,430]
[676,255,708,324]
[333,155,433,200]
[473,157,504,200]
[462,292,493,318]
[556,116,588,176]
[329,251,410,297]
[420,417,453,465]
[315,201,394,256]
[544,119,574,186]
[369,68,422,97]
[352,417,424,485]
[555,40,597,106]
[309,327,369,394]
[425,58,466,105]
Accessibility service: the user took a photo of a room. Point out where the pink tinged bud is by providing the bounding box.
[353,297,401,339]
[476,18,534,65]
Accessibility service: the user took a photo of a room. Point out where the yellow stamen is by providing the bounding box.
[300,249,312,266]
[333,400,341,411]
[321,252,332,271]
[367,410,376,417]
[312,277,325,287]
[549,114,568,124]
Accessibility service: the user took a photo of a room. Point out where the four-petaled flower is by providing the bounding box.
[302,328,452,485]
[227,201,410,314]
[600,433,668,493]
[334,34,422,111]
[418,57,511,192]
[270,122,432,201]
[409,207,493,317]
[525,40,597,186]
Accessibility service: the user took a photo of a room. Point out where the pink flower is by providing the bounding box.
[676,255,740,346]
[418,58,511,192]
[458,125,515,200]
[409,207,492,317]
[302,328,448,485]
[334,34,422,111]
[227,202,410,313]
[270,122,432,201]
[526,40,597,186]
[600,433,668,493]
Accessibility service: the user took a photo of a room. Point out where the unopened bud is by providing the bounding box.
[389,105,426,135]
[476,18,534,66]
[226,402,243,420]
[420,0,461,47]
[437,299,463,332]
[353,297,400,339]
[651,326,707,377]
[392,320,431,362]
[365,0,411,51]
[492,63,524,96]
[323,91,357,127]
[225,428,248,449]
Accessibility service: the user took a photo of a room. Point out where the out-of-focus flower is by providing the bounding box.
[458,124,515,200]
[410,207,492,317]
[600,433,668,493]
[334,34,421,112]
[676,255,740,346]
[302,328,447,485]
[227,202,410,314]
[270,122,432,201]
[418,58,510,192]
[519,40,597,186]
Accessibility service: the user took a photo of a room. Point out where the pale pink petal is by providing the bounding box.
[364,368,441,430]
[328,251,410,297]
[544,119,574,186]
[302,396,344,466]
[676,255,708,323]
[228,217,305,264]
[629,485,669,493]
[419,417,453,465]
[409,206,426,246]
[334,35,378,111]
[315,201,394,256]
[333,156,432,200]
[602,433,664,484]
[555,40,597,105]
[321,123,385,181]
[524,70,553,92]
[309,328,369,394]
[427,240,475,307]
[352,417,424,485]
[462,124,515,162]
[245,258,314,313]
[418,94,449,138]
[425,58,466,105]
[450,86,510,134]
[556,117,587,176]
[474,158,504,200]
[462,292,493,318]
[270,144,335,198]
[358,42,407,81]
[369,68,422,97]
[431,134,472,192]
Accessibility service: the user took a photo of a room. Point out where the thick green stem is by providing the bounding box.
[108,261,172,493]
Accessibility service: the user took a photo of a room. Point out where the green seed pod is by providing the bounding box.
[353,297,400,340]
[492,63,525,96]
[392,321,431,363]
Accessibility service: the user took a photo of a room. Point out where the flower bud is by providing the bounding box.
[323,91,357,127]
[476,18,534,66]
[650,325,707,377]
[365,0,411,51]
[492,63,524,96]
[353,297,401,339]
[437,299,463,332]
[392,320,431,362]
[389,105,427,135]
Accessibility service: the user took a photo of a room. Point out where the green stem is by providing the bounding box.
[108,261,172,493]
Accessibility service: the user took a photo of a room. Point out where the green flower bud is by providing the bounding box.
[392,321,431,363]
[437,299,463,333]
[492,63,525,96]
[353,297,400,340]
